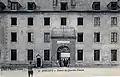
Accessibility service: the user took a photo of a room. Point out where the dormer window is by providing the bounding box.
[11,2,17,10]
[111,2,117,10]
[28,2,36,10]
[10,2,21,10]
[92,2,100,10]
[107,2,118,10]
[61,2,68,10]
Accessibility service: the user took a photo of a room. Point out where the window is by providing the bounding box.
[77,33,83,42]
[94,32,100,42]
[11,2,18,10]
[44,17,50,25]
[11,32,17,42]
[11,49,17,61]
[61,2,68,10]
[28,32,34,42]
[44,50,50,61]
[61,17,66,25]
[92,2,100,10]
[111,17,117,26]
[10,2,21,10]
[111,32,117,43]
[28,2,36,10]
[77,50,83,60]
[44,33,50,43]
[27,49,33,60]
[94,17,100,26]
[111,50,117,61]
[111,2,117,10]
[11,17,17,25]
[94,50,100,61]
[77,17,83,25]
[28,17,33,25]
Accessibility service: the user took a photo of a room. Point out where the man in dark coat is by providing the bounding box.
[28,61,33,77]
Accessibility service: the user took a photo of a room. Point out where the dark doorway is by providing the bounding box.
[57,45,70,67]
[37,58,41,67]
[57,52,62,66]
[57,52,61,60]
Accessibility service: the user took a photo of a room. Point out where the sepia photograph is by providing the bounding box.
[0,0,120,77]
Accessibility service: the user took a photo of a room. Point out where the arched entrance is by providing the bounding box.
[51,27,76,67]
[57,45,70,67]
[36,54,42,67]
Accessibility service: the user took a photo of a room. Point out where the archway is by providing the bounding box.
[57,45,70,67]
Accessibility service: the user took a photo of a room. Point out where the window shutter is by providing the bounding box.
[31,33,34,42]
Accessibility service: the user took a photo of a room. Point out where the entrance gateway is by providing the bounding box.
[51,27,76,67]
[57,45,70,67]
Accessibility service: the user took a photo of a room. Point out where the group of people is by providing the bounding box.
[59,58,70,67]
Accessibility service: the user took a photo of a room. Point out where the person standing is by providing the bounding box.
[63,59,65,67]
[68,58,70,67]
[64,58,67,67]
[28,61,33,77]
[59,59,62,67]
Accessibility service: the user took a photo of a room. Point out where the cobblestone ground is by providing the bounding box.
[0,67,120,77]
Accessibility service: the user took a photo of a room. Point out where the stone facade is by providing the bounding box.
[0,0,120,68]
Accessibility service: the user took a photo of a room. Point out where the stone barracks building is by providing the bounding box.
[0,0,120,68]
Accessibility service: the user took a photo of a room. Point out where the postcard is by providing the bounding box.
[0,0,120,77]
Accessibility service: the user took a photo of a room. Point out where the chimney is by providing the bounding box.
[53,0,58,7]
[7,0,11,8]
[71,0,76,7]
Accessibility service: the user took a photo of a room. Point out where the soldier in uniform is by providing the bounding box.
[28,61,33,77]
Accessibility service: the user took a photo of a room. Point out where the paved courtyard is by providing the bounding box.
[0,68,120,77]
